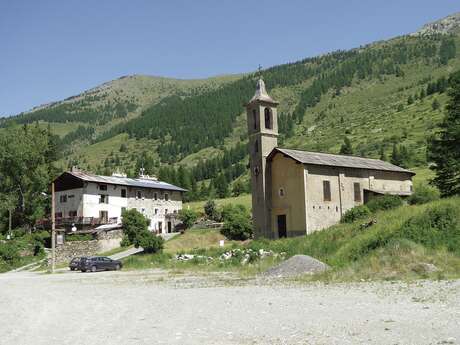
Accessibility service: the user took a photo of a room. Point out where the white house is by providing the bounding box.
[53,168,186,233]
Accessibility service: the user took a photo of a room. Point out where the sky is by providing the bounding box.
[1,0,459,116]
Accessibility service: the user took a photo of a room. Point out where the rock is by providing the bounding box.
[412,262,439,274]
[264,255,329,278]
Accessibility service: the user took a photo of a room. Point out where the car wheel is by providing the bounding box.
[91,266,97,273]
[81,269,86,273]
[115,264,121,271]
[70,268,75,271]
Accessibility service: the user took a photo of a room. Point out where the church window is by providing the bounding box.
[264,108,272,129]
[354,183,361,202]
[253,109,257,130]
[255,140,259,153]
[323,181,331,202]
[278,188,285,197]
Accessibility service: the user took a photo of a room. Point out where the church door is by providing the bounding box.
[277,215,287,238]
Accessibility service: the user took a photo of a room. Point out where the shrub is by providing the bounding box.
[0,242,20,263]
[66,233,93,242]
[134,230,164,253]
[366,195,403,213]
[221,204,249,222]
[122,209,150,244]
[178,209,198,230]
[220,204,253,240]
[341,205,371,223]
[398,203,460,254]
[408,184,440,205]
[204,200,221,221]
[120,236,131,247]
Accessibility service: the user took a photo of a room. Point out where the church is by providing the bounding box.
[246,78,415,239]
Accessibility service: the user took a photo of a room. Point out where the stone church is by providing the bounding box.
[246,78,415,239]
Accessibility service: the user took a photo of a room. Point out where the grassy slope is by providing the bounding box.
[124,197,460,281]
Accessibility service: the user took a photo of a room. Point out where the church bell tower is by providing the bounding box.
[246,78,279,238]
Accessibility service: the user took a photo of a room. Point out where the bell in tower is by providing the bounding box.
[246,77,279,238]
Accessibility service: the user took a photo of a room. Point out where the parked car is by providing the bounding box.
[69,257,81,271]
[79,256,122,273]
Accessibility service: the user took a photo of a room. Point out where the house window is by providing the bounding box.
[154,192,158,200]
[141,208,145,214]
[165,209,168,215]
[165,193,169,201]
[155,208,159,215]
[253,109,257,130]
[59,195,67,203]
[99,184,107,191]
[136,190,142,199]
[68,210,77,217]
[255,140,259,153]
[158,221,163,233]
[55,212,62,219]
[354,182,361,202]
[68,195,74,199]
[121,189,127,198]
[264,108,272,129]
[323,181,331,202]
[99,194,109,204]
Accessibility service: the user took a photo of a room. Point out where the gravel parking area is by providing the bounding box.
[0,270,459,345]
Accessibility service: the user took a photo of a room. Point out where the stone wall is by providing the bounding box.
[54,229,123,264]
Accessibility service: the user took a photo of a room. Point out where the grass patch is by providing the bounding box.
[184,194,252,213]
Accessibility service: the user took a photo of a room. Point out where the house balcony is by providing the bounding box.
[36,216,119,231]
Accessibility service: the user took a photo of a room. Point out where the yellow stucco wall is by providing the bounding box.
[270,154,307,237]
[268,154,414,236]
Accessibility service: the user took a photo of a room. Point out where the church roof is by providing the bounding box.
[270,148,415,175]
[247,78,279,105]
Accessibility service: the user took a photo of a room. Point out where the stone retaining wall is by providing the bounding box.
[54,229,123,264]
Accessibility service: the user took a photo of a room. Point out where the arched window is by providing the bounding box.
[254,139,259,153]
[264,108,272,129]
[252,109,257,130]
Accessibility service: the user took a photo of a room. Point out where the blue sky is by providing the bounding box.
[1,0,459,116]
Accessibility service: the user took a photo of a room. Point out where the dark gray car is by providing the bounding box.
[79,256,122,272]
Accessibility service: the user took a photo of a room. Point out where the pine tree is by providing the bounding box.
[428,71,460,196]
[339,137,353,155]
[432,98,440,111]
[390,144,403,166]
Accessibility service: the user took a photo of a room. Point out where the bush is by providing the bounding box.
[178,209,198,230]
[134,230,164,253]
[398,203,460,254]
[120,236,131,247]
[220,204,253,240]
[408,184,440,205]
[366,195,403,213]
[0,242,20,263]
[66,233,93,242]
[341,205,371,223]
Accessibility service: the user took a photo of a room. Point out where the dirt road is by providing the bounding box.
[0,270,459,345]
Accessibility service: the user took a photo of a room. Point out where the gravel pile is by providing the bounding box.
[264,254,329,278]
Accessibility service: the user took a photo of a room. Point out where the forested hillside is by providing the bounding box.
[3,13,460,202]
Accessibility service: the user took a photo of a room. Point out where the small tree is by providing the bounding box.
[204,200,220,221]
[178,208,198,230]
[339,137,353,155]
[121,209,150,244]
[407,95,414,105]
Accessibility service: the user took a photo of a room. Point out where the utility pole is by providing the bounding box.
[51,182,56,273]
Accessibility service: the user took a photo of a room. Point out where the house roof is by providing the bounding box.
[270,148,415,175]
[58,171,187,192]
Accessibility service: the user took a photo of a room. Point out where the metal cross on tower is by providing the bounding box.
[257,64,263,78]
